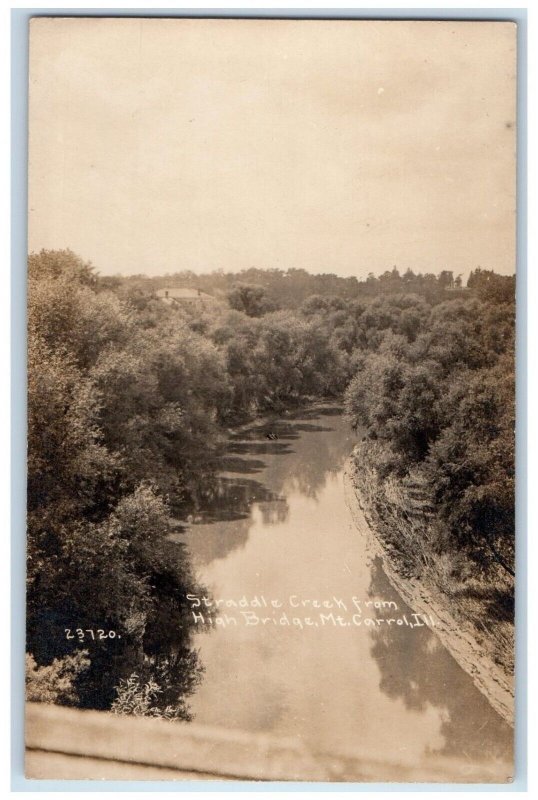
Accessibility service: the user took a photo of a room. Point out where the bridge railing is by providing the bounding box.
[25,702,511,783]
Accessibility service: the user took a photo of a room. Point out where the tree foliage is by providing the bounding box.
[27,250,207,717]
[27,248,515,717]
[345,292,515,576]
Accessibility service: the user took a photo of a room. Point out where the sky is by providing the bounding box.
[28,18,517,279]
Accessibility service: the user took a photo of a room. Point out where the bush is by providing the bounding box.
[111,673,179,721]
[26,651,90,705]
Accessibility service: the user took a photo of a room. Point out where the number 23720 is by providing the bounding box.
[65,628,119,641]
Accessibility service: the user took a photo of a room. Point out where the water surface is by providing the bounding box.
[183,406,513,781]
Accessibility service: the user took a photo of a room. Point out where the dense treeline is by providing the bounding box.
[102,264,505,311]
[27,251,212,717]
[344,275,515,672]
[27,248,515,712]
[345,292,515,573]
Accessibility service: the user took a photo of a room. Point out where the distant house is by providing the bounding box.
[155,287,217,307]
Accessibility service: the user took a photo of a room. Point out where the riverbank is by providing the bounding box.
[343,455,515,728]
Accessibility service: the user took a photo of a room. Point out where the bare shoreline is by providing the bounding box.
[343,459,515,729]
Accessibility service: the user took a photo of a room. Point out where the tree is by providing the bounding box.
[227,283,275,317]
[27,250,208,719]
[425,358,514,575]
[438,270,454,289]
[467,268,515,304]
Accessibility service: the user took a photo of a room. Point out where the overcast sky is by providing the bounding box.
[29,18,516,279]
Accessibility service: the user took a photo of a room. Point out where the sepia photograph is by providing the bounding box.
[25,16,517,783]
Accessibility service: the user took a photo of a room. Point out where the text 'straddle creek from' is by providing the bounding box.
[186,594,437,631]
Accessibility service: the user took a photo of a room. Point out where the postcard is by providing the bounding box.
[25,17,516,783]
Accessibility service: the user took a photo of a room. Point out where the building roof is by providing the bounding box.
[156,287,214,300]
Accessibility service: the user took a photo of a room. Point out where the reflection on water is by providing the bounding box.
[182,405,513,781]
[367,557,511,762]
